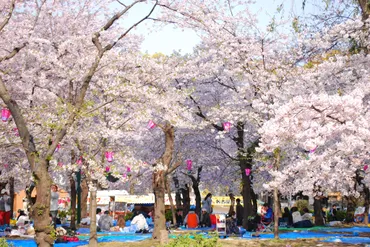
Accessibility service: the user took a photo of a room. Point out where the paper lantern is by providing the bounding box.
[58,162,63,167]
[76,157,83,166]
[147,120,156,129]
[105,151,113,162]
[309,146,317,153]
[186,159,192,171]
[127,166,131,172]
[12,128,19,136]
[4,164,9,169]
[55,143,61,152]
[1,108,10,122]
[105,166,110,172]
[222,122,231,132]
[245,168,251,176]
[364,165,368,171]
[123,173,127,178]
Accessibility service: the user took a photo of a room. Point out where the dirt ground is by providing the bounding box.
[82,238,360,247]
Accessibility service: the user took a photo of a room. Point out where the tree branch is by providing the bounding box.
[0,43,27,63]
[0,0,16,33]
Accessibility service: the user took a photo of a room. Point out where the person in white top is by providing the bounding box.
[301,208,313,221]
[2,189,11,226]
[96,208,102,226]
[50,185,59,228]
[131,213,148,233]
[291,207,302,224]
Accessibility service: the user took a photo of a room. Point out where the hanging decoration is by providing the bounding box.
[58,162,63,167]
[1,108,10,122]
[127,166,132,177]
[105,151,114,162]
[4,164,9,169]
[55,143,61,152]
[222,122,231,132]
[186,159,192,174]
[105,166,110,172]
[309,146,317,153]
[364,165,368,171]
[12,128,19,136]
[76,157,83,166]
[147,120,156,129]
[245,168,251,176]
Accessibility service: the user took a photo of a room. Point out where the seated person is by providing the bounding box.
[131,213,149,233]
[291,207,313,228]
[281,207,293,226]
[200,208,211,227]
[261,203,273,224]
[16,210,30,227]
[98,211,113,231]
[176,210,183,227]
[226,211,240,234]
[183,209,199,228]
[301,208,313,221]
[117,214,126,228]
[354,206,365,223]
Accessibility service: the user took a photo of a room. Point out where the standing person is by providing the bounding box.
[2,190,11,226]
[0,190,5,226]
[50,184,59,229]
[109,197,115,218]
[202,193,213,214]
[236,198,244,226]
[331,204,337,221]
[175,210,183,227]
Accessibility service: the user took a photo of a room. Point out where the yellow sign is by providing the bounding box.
[212,196,243,206]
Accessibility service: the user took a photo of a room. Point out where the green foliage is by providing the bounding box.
[328,210,346,221]
[58,209,71,219]
[125,212,133,221]
[165,210,173,223]
[295,200,309,214]
[163,233,221,247]
[0,238,15,247]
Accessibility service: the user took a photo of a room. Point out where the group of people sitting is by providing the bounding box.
[282,206,313,228]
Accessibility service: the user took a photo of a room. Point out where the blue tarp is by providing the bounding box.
[323,226,370,233]
[322,237,370,244]
[7,234,152,247]
[243,231,343,239]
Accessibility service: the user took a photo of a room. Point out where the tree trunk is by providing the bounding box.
[153,171,166,239]
[9,177,14,219]
[241,171,253,229]
[70,175,77,230]
[189,167,202,217]
[273,187,279,239]
[165,179,176,225]
[229,193,235,215]
[175,191,182,210]
[81,178,88,218]
[181,185,190,219]
[251,189,258,214]
[313,197,324,226]
[32,160,54,247]
[364,186,370,224]
[88,180,98,247]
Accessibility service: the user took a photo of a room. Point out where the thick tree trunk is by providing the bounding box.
[9,177,14,218]
[165,179,176,225]
[241,171,253,229]
[70,175,77,230]
[88,181,98,247]
[81,178,88,218]
[153,171,166,239]
[189,167,202,217]
[175,191,182,210]
[181,185,190,218]
[32,160,54,247]
[314,197,324,226]
[273,187,279,239]
[364,186,370,224]
[251,189,258,214]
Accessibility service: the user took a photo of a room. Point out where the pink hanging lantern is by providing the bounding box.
[55,143,61,152]
[309,146,317,153]
[123,173,127,178]
[105,151,113,162]
[186,159,192,171]
[1,108,11,122]
[58,162,63,167]
[364,165,368,171]
[76,157,83,166]
[223,122,231,132]
[147,120,156,129]
[105,166,110,172]
[245,168,251,176]
[126,166,131,172]
[4,164,9,169]
[12,128,19,136]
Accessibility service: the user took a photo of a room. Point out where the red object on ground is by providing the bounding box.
[63,236,79,242]
[210,214,217,225]
[187,213,198,228]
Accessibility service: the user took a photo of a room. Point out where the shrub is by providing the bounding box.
[0,238,15,247]
[163,233,221,247]
[165,210,173,223]
[124,212,133,221]
[295,200,309,214]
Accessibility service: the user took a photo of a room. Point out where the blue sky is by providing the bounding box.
[119,0,319,55]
